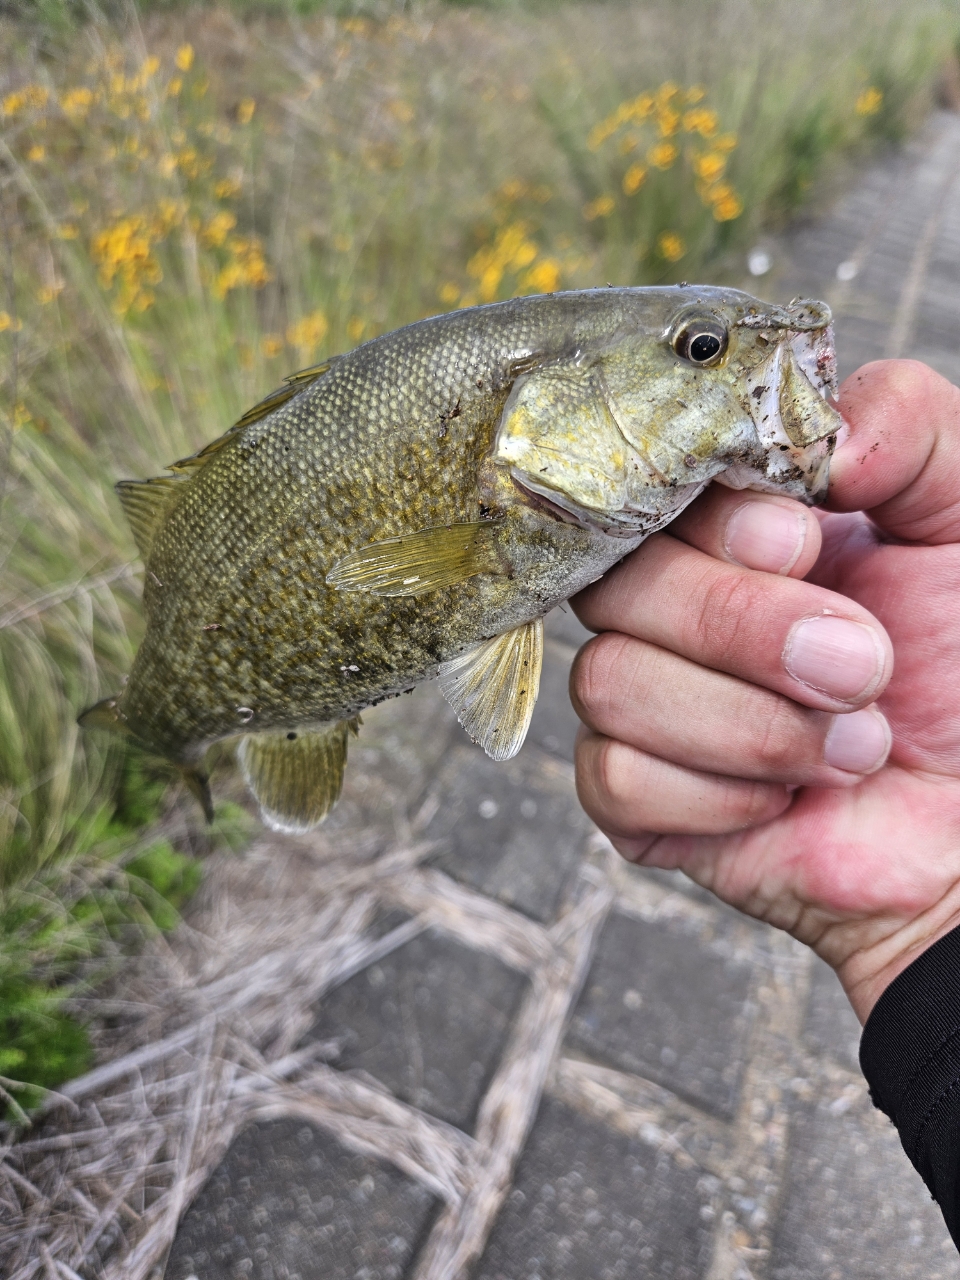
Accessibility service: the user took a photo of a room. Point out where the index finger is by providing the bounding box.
[830,360,960,544]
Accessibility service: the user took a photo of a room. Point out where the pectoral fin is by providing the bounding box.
[237,721,356,833]
[438,618,543,761]
[326,520,506,598]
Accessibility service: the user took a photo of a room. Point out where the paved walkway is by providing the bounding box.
[7,111,960,1280]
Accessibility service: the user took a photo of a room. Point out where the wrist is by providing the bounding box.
[836,886,960,1024]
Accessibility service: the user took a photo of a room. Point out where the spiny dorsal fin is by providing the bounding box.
[326,520,506,598]
[283,358,338,387]
[167,357,340,475]
[438,618,543,761]
[115,476,186,560]
[237,719,356,833]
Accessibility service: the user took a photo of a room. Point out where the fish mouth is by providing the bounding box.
[509,470,640,538]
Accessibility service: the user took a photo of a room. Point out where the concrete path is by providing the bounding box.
[164,111,960,1280]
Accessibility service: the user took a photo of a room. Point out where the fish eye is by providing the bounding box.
[672,316,728,366]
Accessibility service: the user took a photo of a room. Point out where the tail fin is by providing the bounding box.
[77,695,131,736]
[79,697,215,825]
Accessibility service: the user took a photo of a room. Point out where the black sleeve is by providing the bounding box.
[860,923,960,1248]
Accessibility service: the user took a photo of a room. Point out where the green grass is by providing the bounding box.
[0,0,957,1111]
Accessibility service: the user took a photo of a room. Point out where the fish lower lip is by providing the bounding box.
[510,472,623,535]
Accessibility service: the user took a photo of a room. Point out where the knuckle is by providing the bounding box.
[692,566,767,666]
[719,778,786,828]
[749,696,811,774]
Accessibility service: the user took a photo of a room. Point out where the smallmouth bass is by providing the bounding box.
[80,286,841,831]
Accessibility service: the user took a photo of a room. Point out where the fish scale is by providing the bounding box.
[81,287,841,831]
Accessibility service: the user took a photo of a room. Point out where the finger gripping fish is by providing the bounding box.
[79,286,841,831]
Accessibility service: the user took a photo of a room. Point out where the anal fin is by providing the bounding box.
[438,618,543,761]
[237,720,355,833]
[327,520,505,598]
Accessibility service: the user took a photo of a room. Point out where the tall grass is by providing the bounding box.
[0,0,956,1105]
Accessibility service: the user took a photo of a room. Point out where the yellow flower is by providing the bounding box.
[714,132,738,153]
[521,258,561,294]
[142,55,160,78]
[286,309,329,358]
[693,152,726,184]
[622,163,647,195]
[166,77,183,98]
[856,87,883,116]
[60,86,94,119]
[175,44,195,73]
[202,211,238,248]
[237,98,256,125]
[37,283,64,304]
[2,84,49,116]
[239,343,254,370]
[213,237,272,298]
[467,222,540,301]
[685,86,706,104]
[588,119,617,151]
[387,99,414,124]
[683,107,719,138]
[57,223,79,239]
[27,145,46,162]
[656,107,681,137]
[712,193,743,221]
[0,311,23,332]
[438,282,460,305]
[648,142,678,169]
[158,154,178,177]
[347,316,366,342]
[583,194,615,221]
[657,231,685,262]
[261,334,284,358]
[215,177,242,199]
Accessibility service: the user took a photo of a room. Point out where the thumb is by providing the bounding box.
[828,360,960,544]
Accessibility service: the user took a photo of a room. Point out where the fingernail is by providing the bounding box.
[824,707,891,773]
[784,615,886,702]
[725,501,806,574]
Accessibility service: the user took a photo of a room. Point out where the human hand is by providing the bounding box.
[570,360,960,1023]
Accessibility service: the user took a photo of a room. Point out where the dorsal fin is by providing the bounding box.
[167,356,340,476]
[115,476,186,560]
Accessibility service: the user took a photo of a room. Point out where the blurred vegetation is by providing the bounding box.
[0,0,957,1110]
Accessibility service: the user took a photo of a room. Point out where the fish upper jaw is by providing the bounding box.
[733,323,842,505]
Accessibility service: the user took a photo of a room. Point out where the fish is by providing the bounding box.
[79,286,842,833]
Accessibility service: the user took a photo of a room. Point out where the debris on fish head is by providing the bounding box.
[492,287,840,541]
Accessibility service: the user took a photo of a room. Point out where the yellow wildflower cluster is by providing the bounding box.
[13,42,274,318]
[2,84,50,116]
[587,82,744,225]
[587,83,706,151]
[91,214,165,314]
[463,222,560,304]
[211,236,272,300]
